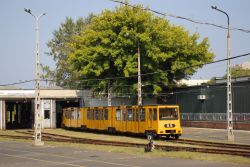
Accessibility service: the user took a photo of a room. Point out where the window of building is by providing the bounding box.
[45,110,50,119]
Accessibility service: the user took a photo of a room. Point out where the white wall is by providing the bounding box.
[0,100,5,130]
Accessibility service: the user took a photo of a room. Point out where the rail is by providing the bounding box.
[1,131,250,157]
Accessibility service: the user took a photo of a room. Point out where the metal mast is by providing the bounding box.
[138,42,142,106]
[211,6,234,141]
[24,8,46,146]
[108,81,111,106]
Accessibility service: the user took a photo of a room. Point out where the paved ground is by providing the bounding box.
[0,141,248,167]
[1,127,250,167]
[182,127,250,145]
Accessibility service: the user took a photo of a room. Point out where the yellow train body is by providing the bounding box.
[62,105,182,138]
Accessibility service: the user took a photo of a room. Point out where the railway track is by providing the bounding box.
[1,131,250,157]
[169,138,250,151]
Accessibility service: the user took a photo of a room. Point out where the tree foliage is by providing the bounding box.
[230,66,250,78]
[46,4,214,95]
[43,15,94,86]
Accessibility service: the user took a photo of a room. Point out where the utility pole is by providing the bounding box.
[24,8,46,146]
[137,42,142,106]
[108,80,111,106]
[125,32,142,106]
[211,6,234,141]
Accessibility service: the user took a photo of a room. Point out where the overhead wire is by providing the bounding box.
[1,0,250,87]
[109,0,250,33]
[0,79,35,87]
[42,52,250,83]
[1,52,249,88]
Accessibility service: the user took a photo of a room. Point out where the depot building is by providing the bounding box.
[0,87,90,130]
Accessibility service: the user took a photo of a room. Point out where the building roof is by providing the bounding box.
[0,89,91,99]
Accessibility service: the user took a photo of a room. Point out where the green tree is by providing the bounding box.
[230,66,250,78]
[47,4,214,95]
[43,15,94,87]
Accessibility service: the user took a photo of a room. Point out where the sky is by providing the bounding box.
[1,0,250,88]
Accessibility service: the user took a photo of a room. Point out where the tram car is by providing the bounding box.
[62,105,182,139]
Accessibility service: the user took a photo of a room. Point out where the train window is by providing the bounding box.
[133,109,136,121]
[71,111,75,119]
[94,110,99,120]
[136,109,139,121]
[148,108,152,121]
[104,109,108,120]
[98,109,103,120]
[139,108,145,122]
[66,110,71,119]
[159,108,178,120]
[153,108,157,120]
[127,109,133,121]
[77,110,81,119]
[122,110,127,121]
[64,110,68,119]
[116,109,121,121]
[87,109,92,120]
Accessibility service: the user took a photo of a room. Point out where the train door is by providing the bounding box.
[136,107,139,133]
[110,107,114,129]
[138,107,146,133]
[77,108,82,128]
[132,106,138,133]
[99,107,104,130]
[86,108,92,129]
[147,108,153,129]
[126,107,133,132]
[121,106,127,132]
[146,107,157,130]
[133,106,140,133]
[98,107,103,130]
[114,107,122,131]
[103,108,109,130]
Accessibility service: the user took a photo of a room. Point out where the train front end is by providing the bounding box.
[157,106,182,139]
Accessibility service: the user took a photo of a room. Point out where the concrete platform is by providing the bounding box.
[182,127,250,145]
[0,141,248,167]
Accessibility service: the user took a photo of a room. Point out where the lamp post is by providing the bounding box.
[125,33,142,106]
[211,6,234,141]
[137,41,142,106]
[108,80,111,106]
[24,8,46,146]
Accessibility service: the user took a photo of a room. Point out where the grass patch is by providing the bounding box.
[44,140,250,165]
[42,129,190,147]
[0,130,30,136]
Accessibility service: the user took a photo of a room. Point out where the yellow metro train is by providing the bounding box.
[62,105,182,139]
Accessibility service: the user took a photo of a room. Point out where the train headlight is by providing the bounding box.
[164,124,170,128]
[165,124,175,128]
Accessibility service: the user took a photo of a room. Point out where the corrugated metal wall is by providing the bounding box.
[165,81,250,114]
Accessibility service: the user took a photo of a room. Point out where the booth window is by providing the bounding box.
[45,110,50,119]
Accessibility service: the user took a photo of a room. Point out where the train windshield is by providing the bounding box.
[159,108,178,120]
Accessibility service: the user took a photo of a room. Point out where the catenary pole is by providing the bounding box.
[24,8,46,146]
[211,6,234,141]
[137,41,142,106]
